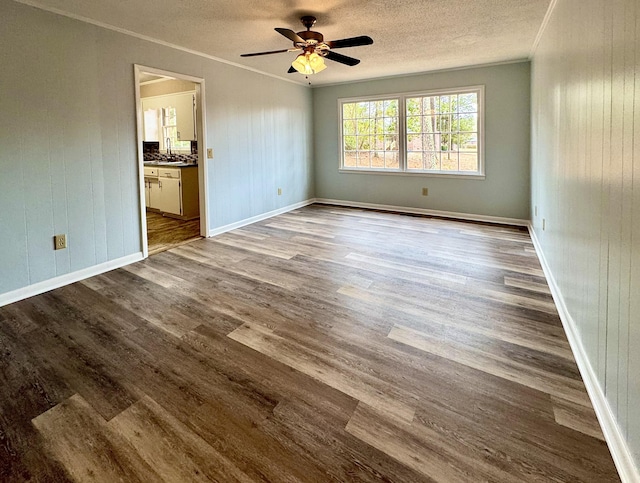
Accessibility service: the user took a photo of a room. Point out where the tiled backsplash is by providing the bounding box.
[143,153,198,163]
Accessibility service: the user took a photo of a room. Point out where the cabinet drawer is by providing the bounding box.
[159,168,181,179]
[144,167,158,177]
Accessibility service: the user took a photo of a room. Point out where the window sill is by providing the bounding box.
[338,168,485,180]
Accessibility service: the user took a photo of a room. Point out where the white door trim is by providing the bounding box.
[133,64,210,259]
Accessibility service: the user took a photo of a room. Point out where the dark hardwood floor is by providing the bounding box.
[0,205,620,482]
[146,210,201,255]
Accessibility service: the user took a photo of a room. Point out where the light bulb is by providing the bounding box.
[292,53,312,74]
[308,53,326,73]
[292,52,326,74]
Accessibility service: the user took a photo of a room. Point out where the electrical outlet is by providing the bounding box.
[277,188,282,196]
[207,148,213,159]
[422,187,428,196]
[54,234,67,250]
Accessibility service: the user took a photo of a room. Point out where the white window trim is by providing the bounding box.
[338,85,485,178]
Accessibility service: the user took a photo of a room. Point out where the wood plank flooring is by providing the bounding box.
[146,210,201,255]
[0,205,620,482]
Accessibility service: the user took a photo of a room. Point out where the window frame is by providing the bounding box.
[338,85,485,179]
[161,106,192,153]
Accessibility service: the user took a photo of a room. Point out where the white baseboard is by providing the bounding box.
[0,199,316,308]
[314,198,529,226]
[528,223,639,483]
[208,198,316,237]
[0,253,144,308]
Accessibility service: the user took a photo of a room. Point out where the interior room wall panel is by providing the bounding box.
[312,62,531,220]
[530,0,639,470]
[0,1,313,298]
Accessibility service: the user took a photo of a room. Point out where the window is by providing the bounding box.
[141,94,193,153]
[342,99,400,169]
[340,86,483,177]
[162,107,191,152]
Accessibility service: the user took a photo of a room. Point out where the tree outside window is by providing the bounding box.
[340,87,483,177]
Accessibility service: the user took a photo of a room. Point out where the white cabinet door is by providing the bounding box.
[142,108,159,141]
[159,177,181,215]
[174,93,196,141]
[148,179,161,209]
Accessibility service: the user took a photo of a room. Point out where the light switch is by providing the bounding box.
[207,148,213,159]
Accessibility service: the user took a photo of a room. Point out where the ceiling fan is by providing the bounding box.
[241,16,373,75]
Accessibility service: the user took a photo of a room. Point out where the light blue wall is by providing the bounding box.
[0,1,313,297]
[312,62,531,220]
[531,0,640,472]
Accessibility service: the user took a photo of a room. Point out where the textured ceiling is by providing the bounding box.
[18,0,551,86]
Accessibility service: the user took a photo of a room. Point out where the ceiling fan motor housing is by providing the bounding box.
[297,30,324,44]
[296,15,323,45]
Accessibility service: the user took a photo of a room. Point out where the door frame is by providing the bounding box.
[133,64,210,258]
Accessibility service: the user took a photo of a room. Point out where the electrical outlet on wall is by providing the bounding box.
[207,148,213,159]
[53,234,67,250]
[277,188,282,196]
[422,187,428,196]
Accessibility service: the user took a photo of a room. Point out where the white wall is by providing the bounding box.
[0,1,313,299]
[531,0,640,475]
[312,62,531,221]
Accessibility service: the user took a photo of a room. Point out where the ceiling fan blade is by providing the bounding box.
[275,28,305,44]
[287,66,297,74]
[325,51,361,66]
[326,36,373,49]
[241,49,291,57]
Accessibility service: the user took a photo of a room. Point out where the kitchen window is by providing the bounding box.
[162,107,191,152]
[339,86,484,177]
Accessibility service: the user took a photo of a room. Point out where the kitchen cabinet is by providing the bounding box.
[148,179,161,209]
[144,167,162,210]
[173,93,196,142]
[145,166,199,219]
[158,177,181,215]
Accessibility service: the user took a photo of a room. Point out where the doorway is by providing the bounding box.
[134,65,209,257]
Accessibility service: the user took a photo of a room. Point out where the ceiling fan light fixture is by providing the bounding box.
[308,52,326,73]
[241,16,373,76]
[292,53,313,74]
[292,52,326,75]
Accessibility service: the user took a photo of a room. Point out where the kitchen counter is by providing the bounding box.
[144,161,197,168]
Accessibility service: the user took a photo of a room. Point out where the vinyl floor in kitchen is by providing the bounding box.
[146,210,201,255]
[0,204,620,482]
